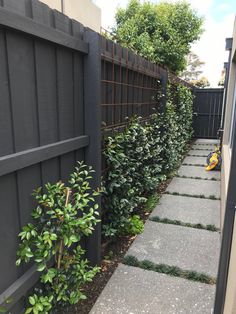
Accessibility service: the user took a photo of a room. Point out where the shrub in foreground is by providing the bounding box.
[16,162,100,314]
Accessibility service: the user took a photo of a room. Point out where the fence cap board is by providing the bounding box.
[0,6,88,53]
[194,88,224,92]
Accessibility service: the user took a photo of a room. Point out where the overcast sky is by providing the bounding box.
[94,0,236,87]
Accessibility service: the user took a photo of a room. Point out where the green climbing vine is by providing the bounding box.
[103,83,193,237]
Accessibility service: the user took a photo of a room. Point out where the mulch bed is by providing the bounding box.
[73,235,136,314]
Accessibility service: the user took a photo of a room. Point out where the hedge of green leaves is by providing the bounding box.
[103,84,193,237]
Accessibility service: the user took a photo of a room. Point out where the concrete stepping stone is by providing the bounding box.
[126,221,220,277]
[188,150,211,157]
[192,144,215,151]
[90,264,216,314]
[150,194,220,227]
[194,139,219,144]
[178,165,220,180]
[183,156,206,166]
[166,177,220,198]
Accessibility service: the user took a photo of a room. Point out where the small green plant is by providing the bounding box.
[16,162,101,313]
[120,215,144,235]
[0,297,13,313]
[103,250,114,261]
[144,193,160,213]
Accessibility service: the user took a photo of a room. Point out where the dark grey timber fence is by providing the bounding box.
[0,0,101,312]
[0,1,197,311]
[193,88,224,139]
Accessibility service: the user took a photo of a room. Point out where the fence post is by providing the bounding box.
[84,28,101,266]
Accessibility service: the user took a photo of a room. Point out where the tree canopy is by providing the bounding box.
[180,52,210,88]
[181,52,205,81]
[218,69,225,86]
[113,0,204,73]
[191,76,210,88]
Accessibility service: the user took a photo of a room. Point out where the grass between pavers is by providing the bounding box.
[192,148,214,151]
[149,216,219,232]
[182,163,205,167]
[187,154,208,157]
[165,191,220,200]
[193,143,217,146]
[123,255,216,285]
[176,175,220,181]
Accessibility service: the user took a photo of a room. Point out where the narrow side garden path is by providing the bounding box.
[90,139,221,314]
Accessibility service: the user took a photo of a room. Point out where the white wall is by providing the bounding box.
[40,0,101,32]
[221,17,236,314]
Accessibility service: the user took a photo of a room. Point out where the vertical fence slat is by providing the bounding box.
[72,20,84,138]
[0,30,14,157]
[2,0,26,15]
[0,174,19,293]
[0,6,22,307]
[4,0,42,228]
[54,10,76,182]
[32,0,60,185]
[6,32,39,151]
[72,20,85,165]
[1,2,42,313]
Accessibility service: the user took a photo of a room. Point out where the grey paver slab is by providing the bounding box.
[166,177,220,198]
[192,144,215,151]
[126,221,220,277]
[150,194,220,227]
[194,139,219,144]
[178,165,220,180]
[183,156,206,166]
[188,150,211,157]
[90,264,216,314]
